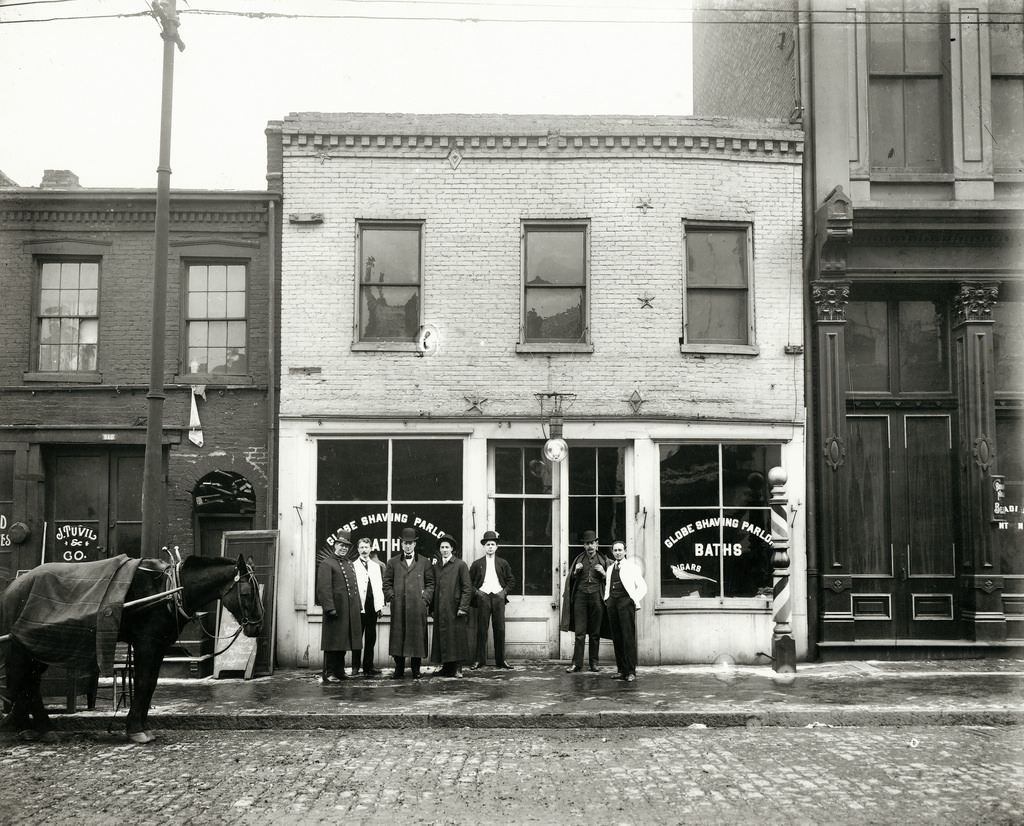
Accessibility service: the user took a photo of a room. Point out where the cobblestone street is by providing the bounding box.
[1,726,1021,825]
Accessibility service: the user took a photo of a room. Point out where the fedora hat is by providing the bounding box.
[438,533,459,550]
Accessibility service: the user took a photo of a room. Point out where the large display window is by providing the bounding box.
[658,443,780,600]
[316,438,464,561]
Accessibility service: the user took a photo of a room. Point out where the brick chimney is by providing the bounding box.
[40,169,81,189]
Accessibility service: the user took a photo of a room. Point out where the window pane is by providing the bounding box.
[189,322,208,347]
[362,227,420,288]
[904,78,943,170]
[189,266,208,292]
[525,287,584,341]
[79,262,99,288]
[526,229,585,286]
[79,289,98,316]
[597,447,625,495]
[597,496,627,545]
[660,507,721,599]
[227,321,247,347]
[79,319,98,344]
[495,447,524,494]
[41,262,60,288]
[318,440,388,501]
[207,265,227,292]
[495,498,524,544]
[208,321,227,347]
[869,79,906,168]
[207,291,227,319]
[847,301,890,392]
[992,79,1024,171]
[226,265,246,291]
[188,293,207,318]
[226,291,246,317]
[38,345,59,371]
[524,449,552,494]
[686,289,747,345]
[686,230,746,288]
[660,444,719,507]
[522,545,553,596]
[40,289,61,315]
[496,547,525,596]
[360,285,419,340]
[722,445,769,507]
[392,440,463,501]
[994,299,1024,393]
[524,498,552,544]
[994,416,1023,575]
[568,447,597,496]
[60,262,80,288]
[722,507,773,597]
[899,300,949,392]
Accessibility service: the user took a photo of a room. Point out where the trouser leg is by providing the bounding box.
[475,592,493,664]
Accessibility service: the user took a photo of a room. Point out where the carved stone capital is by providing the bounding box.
[812,282,850,323]
[953,282,999,326]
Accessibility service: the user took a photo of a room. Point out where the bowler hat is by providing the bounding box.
[438,533,459,550]
[400,527,418,542]
[580,530,598,543]
[331,529,353,546]
[480,530,500,544]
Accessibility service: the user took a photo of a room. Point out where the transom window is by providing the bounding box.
[186,263,248,375]
[658,443,780,600]
[867,1,947,172]
[358,223,422,342]
[682,224,754,350]
[37,261,99,372]
[522,223,588,345]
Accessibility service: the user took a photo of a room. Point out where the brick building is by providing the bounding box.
[694,1,1024,657]
[0,173,280,673]
[269,113,806,667]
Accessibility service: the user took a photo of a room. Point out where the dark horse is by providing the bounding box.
[0,554,263,744]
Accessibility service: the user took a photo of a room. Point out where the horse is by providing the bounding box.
[0,554,263,744]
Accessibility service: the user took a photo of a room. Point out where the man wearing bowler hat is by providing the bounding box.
[469,530,516,669]
[382,526,435,679]
[560,529,612,672]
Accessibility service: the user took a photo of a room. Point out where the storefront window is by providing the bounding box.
[493,446,554,596]
[659,443,780,599]
[568,446,626,555]
[316,439,463,562]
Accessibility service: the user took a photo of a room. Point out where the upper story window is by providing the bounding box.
[186,263,248,375]
[867,1,948,173]
[358,223,422,344]
[37,261,99,372]
[519,222,590,351]
[682,223,756,354]
[990,0,1024,174]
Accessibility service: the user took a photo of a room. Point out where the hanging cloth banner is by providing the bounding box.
[188,385,206,447]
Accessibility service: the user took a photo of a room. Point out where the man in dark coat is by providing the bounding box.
[315,529,363,683]
[382,526,436,679]
[469,530,516,670]
[559,529,612,673]
[429,533,473,677]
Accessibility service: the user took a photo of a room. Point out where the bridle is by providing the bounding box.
[164,559,264,650]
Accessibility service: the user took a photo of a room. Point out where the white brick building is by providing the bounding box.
[269,113,806,667]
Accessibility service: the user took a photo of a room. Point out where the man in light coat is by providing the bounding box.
[353,536,386,676]
[603,539,647,682]
[382,526,435,679]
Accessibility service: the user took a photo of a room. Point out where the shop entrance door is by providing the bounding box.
[845,413,961,641]
[43,446,144,563]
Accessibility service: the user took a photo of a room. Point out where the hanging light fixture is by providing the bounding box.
[537,392,574,463]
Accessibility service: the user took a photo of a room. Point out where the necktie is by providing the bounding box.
[361,560,368,569]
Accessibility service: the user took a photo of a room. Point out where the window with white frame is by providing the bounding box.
[658,442,781,600]
[682,223,754,350]
[357,223,422,343]
[521,223,589,346]
[37,260,99,372]
[186,262,248,375]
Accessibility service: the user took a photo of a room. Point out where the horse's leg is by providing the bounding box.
[126,639,161,743]
[1,644,41,738]
[23,662,57,742]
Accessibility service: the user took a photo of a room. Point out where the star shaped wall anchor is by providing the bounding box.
[627,389,645,414]
[637,295,654,309]
[316,151,333,165]
[465,395,488,414]
[635,197,653,214]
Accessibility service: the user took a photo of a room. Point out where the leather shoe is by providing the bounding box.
[565,665,582,673]
[412,671,423,680]
[322,672,342,684]
[390,671,405,680]
[362,668,383,677]
[469,662,483,670]
[588,665,599,672]
[625,674,636,682]
[611,673,626,681]
[496,662,514,670]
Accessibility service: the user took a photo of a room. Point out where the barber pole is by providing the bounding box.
[768,467,796,672]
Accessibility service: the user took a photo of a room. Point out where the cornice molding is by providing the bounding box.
[0,205,269,227]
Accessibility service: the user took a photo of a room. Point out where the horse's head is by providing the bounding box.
[220,555,264,638]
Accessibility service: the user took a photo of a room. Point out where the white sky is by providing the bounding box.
[0,0,693,190]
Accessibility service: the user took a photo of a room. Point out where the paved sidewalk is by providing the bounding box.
[50,657,1024,732]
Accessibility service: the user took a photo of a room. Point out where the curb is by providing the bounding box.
[49,709,1024,732]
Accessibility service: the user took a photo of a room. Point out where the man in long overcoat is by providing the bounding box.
[559,530,613,673]
[316,529,363,683]
[382,526,436,679]
[430,533,472,677]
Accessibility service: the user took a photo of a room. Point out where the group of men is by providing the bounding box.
[316,526,646,683]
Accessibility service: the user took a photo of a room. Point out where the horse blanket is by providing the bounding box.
[0,555,142,672]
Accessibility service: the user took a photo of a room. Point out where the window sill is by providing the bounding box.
[351,341,419,353]
[23,371,102,384]
[868,171,954,183]
[679,344,759,356]
[174,373,254,386]
[515,342,594,354]
[654,596,771,613]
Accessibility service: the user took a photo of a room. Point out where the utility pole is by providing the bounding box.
[141,1,185,556]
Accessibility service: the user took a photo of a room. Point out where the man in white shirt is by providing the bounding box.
[468,530,516,670]
[353,537,386,676]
